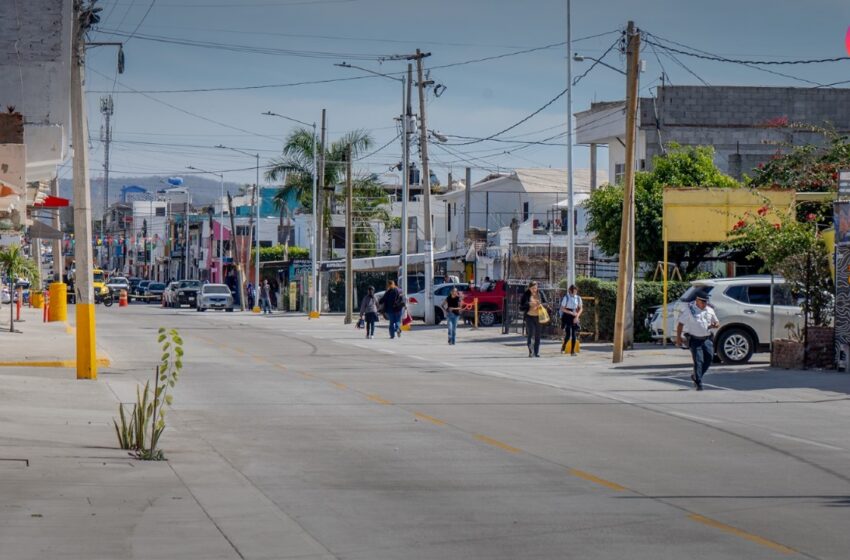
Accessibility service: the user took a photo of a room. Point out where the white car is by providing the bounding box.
[407,282,470,324]
[649,276,802,364]
[106,276,130,293]
[197,283,234,312]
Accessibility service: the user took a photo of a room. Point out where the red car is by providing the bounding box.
[461,280,506,326]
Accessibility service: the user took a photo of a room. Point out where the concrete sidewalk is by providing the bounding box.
[0,305,110,367]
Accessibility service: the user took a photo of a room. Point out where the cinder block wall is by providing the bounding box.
[641,86,850,179]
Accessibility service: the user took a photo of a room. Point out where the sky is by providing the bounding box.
[74,0,850,189]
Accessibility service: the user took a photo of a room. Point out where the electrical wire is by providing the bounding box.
[644,32,829,87]
[643,36,850,66]
[355,132,401,161]
[571,36,622,86]
[122,0,158,44]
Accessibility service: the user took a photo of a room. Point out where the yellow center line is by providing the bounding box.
[330,381,347,390]
[366,394,392,405]
[568,469,628,492]
[252,356,266,364]
[688,514,797,555]
[299,371,314,378]
[414,412,446,426]
[473,434,522,454]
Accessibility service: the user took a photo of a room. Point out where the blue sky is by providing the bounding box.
[78,0,850,187]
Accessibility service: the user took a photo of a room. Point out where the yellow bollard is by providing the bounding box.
[48,282,68,322]
[473,297,479,329]
[30,291,44,309]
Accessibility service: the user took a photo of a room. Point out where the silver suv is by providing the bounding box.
[649,276,802,364]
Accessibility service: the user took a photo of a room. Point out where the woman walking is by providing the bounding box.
[442,286,462,345]
[359,286,379,339]
[519,281,548,358]
[379,280,404,339]
[560,284,583,355]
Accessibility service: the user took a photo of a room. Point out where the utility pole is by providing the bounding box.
[316,109,327,312]
[344,146,353,324]
[566,0,576,287]
[413,49,436,324]
[612,21,640,364]
[254,153,260,307]
[310,121,318,317]
[71,0,97,380]
[464,167,471,246]
[100,95,113,270]
[227,193,247,311]
[400,64,412,300]
[50,178,62,282]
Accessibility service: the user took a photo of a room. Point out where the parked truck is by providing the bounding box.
[461,280,506,327]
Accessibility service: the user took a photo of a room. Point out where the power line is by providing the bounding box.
[356,132,401,161]
[644,32,828,87]
[643,35,850,66]
[122,0,158,44]
[86,31,621,94]
[96,29,394,60]
[571,36,623,86]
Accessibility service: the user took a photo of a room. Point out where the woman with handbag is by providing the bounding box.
[359,286,379,339]
[379,280,404,339]
[519,281,548,358]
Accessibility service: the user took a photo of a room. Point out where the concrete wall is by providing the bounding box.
[0,0,72,182]
[642,86,850,179]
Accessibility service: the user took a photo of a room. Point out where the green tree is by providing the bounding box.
[0,244,40,332]
[266,128,374,257]
[585,145,738,274]
[342,175,392,257]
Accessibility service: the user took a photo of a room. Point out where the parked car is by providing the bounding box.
[134,280,150,296]
[106,276,130,293]
[649,276,802,364]
[145,282,167,303]
[162,281,180,307]
[175,280,202,308]
[197,283,234,312]
[461,280,506,327]
[407,282,469,324]
[128,277,142,293]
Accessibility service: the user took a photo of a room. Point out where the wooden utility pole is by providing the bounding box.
[612,21,641,363]
[227,193,246,311]
[414,49,436,324]
[71,0,97,379]
[344,146,353,325]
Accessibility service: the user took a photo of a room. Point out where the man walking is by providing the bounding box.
[676,290,720,391]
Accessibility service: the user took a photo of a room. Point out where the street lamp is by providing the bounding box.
[186,166,224,283]
[262,111,319,316]
[572,53,628,79]
[216,144,261,312]
[335,62,413,307]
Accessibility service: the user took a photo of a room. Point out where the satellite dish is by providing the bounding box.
[167,177,184,186]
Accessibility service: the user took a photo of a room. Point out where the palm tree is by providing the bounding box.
[0,244,39,333]
[266,128,374,256]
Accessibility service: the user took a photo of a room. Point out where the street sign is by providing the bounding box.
[838,169,850,199]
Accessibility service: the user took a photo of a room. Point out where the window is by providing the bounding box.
[724,285,748,303]
[522,202,530,222]
[155,207,166,217]
[773,285,796,306]
[746,285,772,305]
[679,286,714,303]
[614,163,626,184]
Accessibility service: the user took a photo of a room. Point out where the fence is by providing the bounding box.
[503,282,599,341]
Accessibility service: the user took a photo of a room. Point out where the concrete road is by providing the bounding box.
[3,304,849,559]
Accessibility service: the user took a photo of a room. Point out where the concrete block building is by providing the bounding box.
[576,85,850,183]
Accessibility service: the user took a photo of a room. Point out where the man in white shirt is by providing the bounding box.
[676,290,720,391]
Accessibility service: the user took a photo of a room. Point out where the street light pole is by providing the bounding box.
[566,0,576,288]
[261,111,320,316]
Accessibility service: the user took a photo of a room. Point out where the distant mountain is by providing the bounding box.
[59,175,252,215]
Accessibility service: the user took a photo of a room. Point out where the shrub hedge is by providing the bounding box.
[576,277,690,342]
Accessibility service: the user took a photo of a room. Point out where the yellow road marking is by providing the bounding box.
[331,381,347,390]
[474,434,521,454]
[688,514,797,555]
[366,394,392,405]
[414,412,446,426]
[0,357,111,368]
[569,469,627,491]
[274,364,288,370]
[299,372,314,379]
[252,356,266,364]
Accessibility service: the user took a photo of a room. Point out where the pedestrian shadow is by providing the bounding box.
[644,366,850,396]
